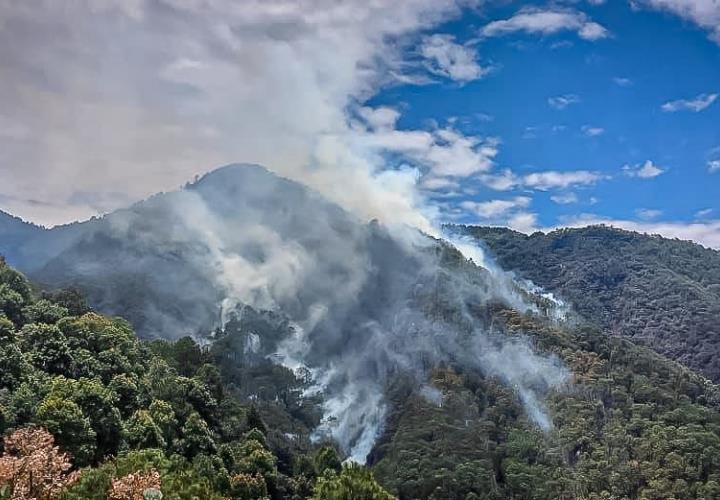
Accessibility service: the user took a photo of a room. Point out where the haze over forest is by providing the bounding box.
[2,1,720,499]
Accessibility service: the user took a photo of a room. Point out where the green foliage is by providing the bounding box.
[178,412,216,457]
[22,298,69,324]
[312,463,395,500]
[0,258,326,499]
[35,397,97,465]
[8,237,720,499]
[126,410,167,450]
[314,445,342,475]
[454,225,720,381]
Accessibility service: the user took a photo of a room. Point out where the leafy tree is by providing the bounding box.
[246,405,267,435]
[314,445,342,475]
[22,298,69,325]
[312,463,395,500]
[35,397,97,466]
[18,323,75,375]
[125,410,166,450]
[178,412,216,458]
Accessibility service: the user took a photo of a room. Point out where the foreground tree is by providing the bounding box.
[0,427,80,499]
[312,463,395,500]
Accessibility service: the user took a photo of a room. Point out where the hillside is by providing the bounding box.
[454,225,720,382]
[4,252,720,498]
[5,168,720,498]
[0,209,95,273]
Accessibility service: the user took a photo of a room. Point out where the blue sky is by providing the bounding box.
[368,1,720,235]
[1,1,719,246]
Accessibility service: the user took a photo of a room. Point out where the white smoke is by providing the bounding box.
[1,0,574,463]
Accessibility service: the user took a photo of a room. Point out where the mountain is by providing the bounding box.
[4,244,720,499]
[454,225,720,382]
[3,164,573,464]
[4,164,368,337]
[0,209,45,267]
[0,209,94,272]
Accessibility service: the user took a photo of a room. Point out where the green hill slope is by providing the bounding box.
[5,249,720,498]
[453,225,720,382]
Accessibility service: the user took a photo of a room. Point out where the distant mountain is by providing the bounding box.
[455,225,720,381]
[0,209,45,267]
[0,209,93,272]
[7,175,720,498]
[3,164,371,337]
[0,164,571,464]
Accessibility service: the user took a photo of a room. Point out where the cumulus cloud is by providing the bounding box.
[550,192,579,204]
[613,77,633,87]
[636,208,663,220]
[548,94,581,109]
[353,110,500,181]
[507,212,540,233]
[661,93,718,112]
[623,160,666,178]
[480,7,609,41]
[581,125,605,136]
[523,170,603,190]
[696,208,713,218]
[478,169,521,191]
[477,168,604,192]
[460,196,532,218]
[0,0,466,228]
[459,196,538,233]
[708,160,720,173]
[420,34,489,83]
[636,0,720,44]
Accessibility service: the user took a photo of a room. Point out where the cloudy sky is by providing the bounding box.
[1,0,719,246]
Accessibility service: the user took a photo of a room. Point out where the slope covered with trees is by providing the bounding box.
[0,257,391,499]
[5,249,720,498]
[453,225,720,382]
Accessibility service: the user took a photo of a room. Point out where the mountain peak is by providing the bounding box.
[191,163,281,188]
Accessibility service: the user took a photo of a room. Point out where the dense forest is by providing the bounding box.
[453,225,720,382]
[0,257,392,499]
[5,241,720,498]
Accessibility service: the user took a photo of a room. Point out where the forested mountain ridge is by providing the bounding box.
[5,251,720,498]
[453,225,720,382]
[0,209,93,274]
[5,167,720,498]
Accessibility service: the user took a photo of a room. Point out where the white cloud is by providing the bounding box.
[459,196,538,232]
[636,208,663,219]
[708,159,720,173]
[508,212,539,233]
[661,93,718,112]
[478,168,604,192]
[461,196,531,218]
[636,0,720,44]
[696,208,713,218]
[421,176,459,190]
[478,169,520,191]
[420,34,489,83]
[357,114,500,180]
[0,0,465,227]
[523,170,602,190]
[481,7,609,41]
[613,77,633,87]
[623,160,666,178]
[548,94,581,109]
[357,106,401,131]
[581,125,604,136]
[550,192,579,204]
